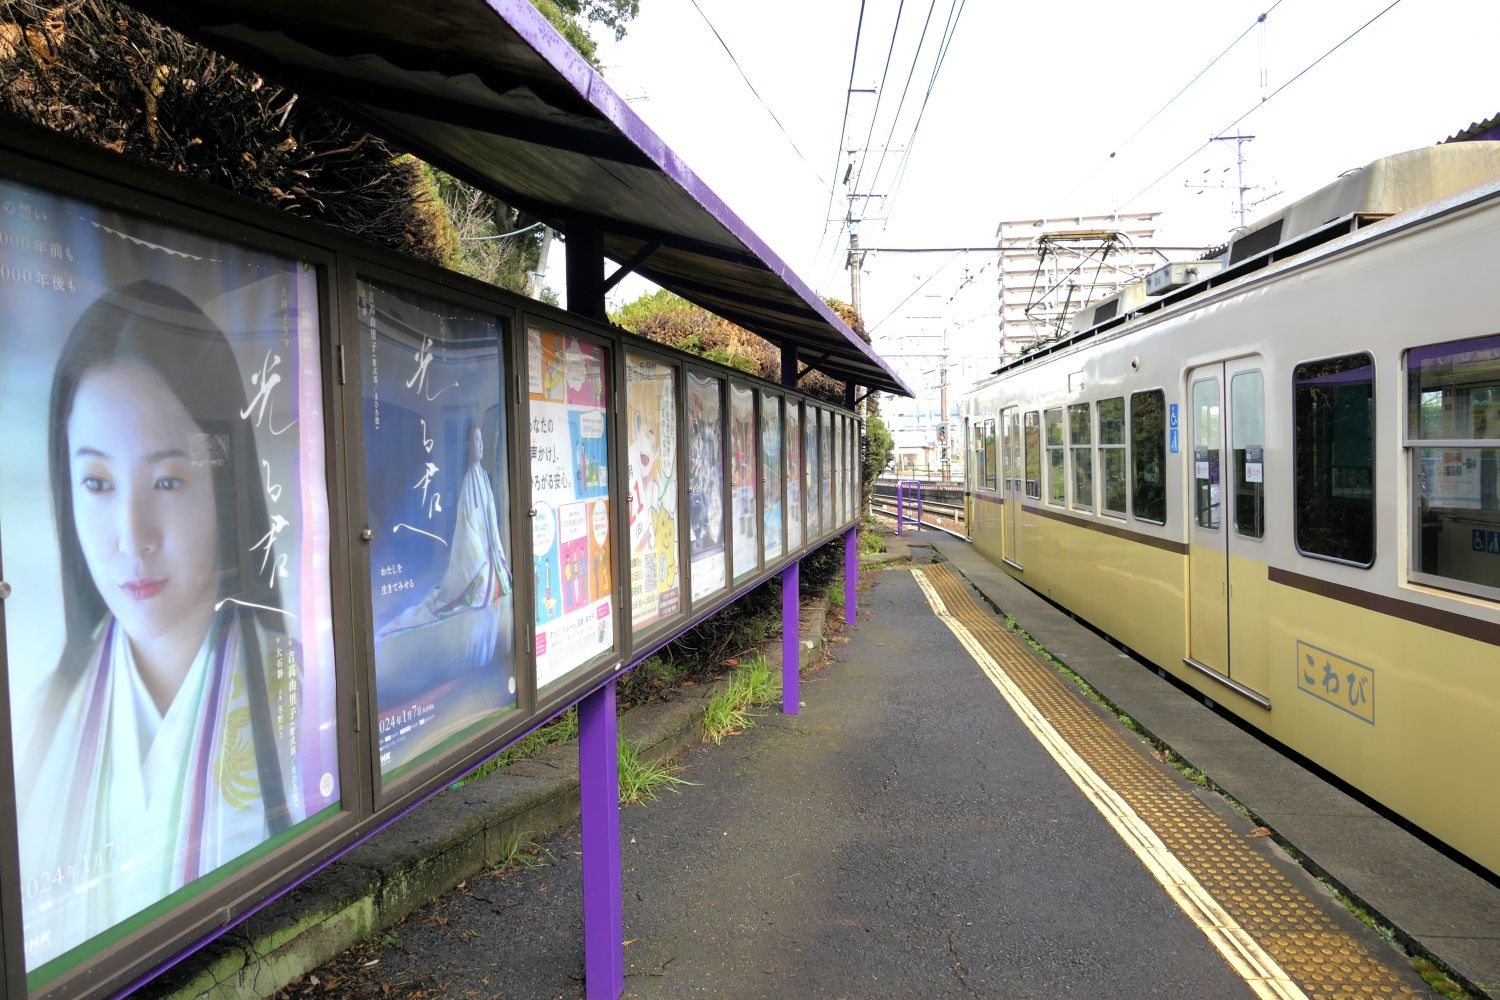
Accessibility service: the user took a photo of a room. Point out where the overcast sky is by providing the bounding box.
[584,0,1498,406]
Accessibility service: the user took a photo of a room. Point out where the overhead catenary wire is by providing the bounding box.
[882,0,967,225]
[864,0,943,197]
[812,0,870,275]
[685,0,827,188]
[1116,0,1405,214]
[846,0,908,202]
[868,249,964,333]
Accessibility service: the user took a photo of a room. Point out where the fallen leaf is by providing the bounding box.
[623,938,638,947]
[1249,826,1273,838]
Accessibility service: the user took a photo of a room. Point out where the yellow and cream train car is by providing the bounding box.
[962,142,1500,876]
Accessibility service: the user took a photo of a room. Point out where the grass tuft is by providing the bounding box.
[702,654,779,745]
[617,738,694,805]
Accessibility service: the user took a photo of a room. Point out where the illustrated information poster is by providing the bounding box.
[786,403,802,550]
[359,279,515,783]
[0,179,341,979]
[804,404,820,539]
[626,353,680,633]
[762,391,784,562]
[730,383,759,580]
[821,410,833,531]
[686,372,726,601]
[528,328,613,686]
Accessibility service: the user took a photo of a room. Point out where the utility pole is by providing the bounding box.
[847,231,864,320]
[939,328,950,483]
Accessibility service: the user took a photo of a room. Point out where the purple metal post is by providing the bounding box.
[915,482,923,527]
[782,561,800,714]
[896,481,905,535]
[844,526,858,626]
[578,680,624,999]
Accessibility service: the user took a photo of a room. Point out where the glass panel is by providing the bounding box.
[1131,390,1167,525]
[1408,334,1500,440]
[804,404,820,538]
[0,180,341,979]
[686,373,726,601]
[820,410,832,529]
[360,279,516,784]
[761,392,783,561]
[1024,411,1041,499]
[1193,378,1222,530]
[1103,450,1128,516]
[528,329,613,684]
[1098,397,1125,446]
[1069,402,1092,511]
[1231,370,1265,539]
[730,383,758,580]
[786,403,803,550]
[1045,409,1065,506]
[1294,354,1374,564]
[983,419,997,490]
[1413,448,1500,591]
[626,354,681,631]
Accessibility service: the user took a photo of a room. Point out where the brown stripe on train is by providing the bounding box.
[1267,566,1500,649]
[1019,504,1189,555]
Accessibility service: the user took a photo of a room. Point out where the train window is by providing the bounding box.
[1192,378,1222,530]
[1406,334,1500,598]
[983,419,998,491]
[1024,411,1041,499]
[1294,353,1375,566]
[1045,408,1065,506]
[1232,371,1265,539]
[1099,397,1127,517]
[1131,390,1167,525]
[1068,402,1094,511]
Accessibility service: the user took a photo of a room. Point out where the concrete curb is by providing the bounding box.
[150,600,831,1000]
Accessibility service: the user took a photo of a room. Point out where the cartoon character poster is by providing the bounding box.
[804,404,820,539]
[730,382,759,581]
[687,372,726,601]
[0,178,341,978]
[786,402,803,551]
[761,391,784,562]
[359,279,517,785]
[626,353,681,632]
[528,328,613,686]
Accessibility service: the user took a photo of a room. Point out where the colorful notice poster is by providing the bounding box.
[762,391,784,562]
[0,179,341,978]
[626,353,681,632]
[528,328,613,686]
[687,372,726,601]
[786,402,802,550]
[358,279,515,783]
[804,405,820,539]
[730,382,759,580]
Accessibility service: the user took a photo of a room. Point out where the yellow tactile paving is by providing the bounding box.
[912,562,1421,1000]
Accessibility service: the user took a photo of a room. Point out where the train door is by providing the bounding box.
[1185,359,1269,703]
[1001,407,1023,567]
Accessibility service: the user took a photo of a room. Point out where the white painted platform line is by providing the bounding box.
[910,568,1307,1000]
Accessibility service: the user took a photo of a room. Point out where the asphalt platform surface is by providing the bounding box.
[291,550,1435,999]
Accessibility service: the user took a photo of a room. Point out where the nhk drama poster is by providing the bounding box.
[0,178,340,978]
[686,373,726,601]
[528,328,613,686]
[729,383,759,581]
[626,353,680,632]
[358,279,516,783]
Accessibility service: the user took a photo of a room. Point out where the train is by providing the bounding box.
[961,140,1500,877]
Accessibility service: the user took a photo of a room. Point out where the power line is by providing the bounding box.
[847,0,908,202]
[685,0,827,187]
[1117,0,1405,214]
[868,250,964,333]
[812,0,869,281]
[883,0,967,224]
[865,0,943,196]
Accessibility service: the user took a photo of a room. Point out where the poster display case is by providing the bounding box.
[786,403,802,551]
[761,391,784,563]
[804,403,820,540]
[625,352,682,634]
[686,371,727,602]
[729,383,759,581]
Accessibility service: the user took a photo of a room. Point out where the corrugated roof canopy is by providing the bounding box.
[129,0,912,396]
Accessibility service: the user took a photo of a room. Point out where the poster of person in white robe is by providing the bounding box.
[686,373,726,601]
[0,179,340,980]
[786,402,802,550]
[804,404,820,539]
[358,279,515,783]
[528,328,613,686]
[626,353,680,632]
[729,383,759,581]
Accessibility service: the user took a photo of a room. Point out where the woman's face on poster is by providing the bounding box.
[67,363,221,642]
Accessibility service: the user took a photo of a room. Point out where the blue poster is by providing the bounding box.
[358,279,516,783]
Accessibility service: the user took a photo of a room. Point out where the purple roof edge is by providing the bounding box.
[483,0,914,398]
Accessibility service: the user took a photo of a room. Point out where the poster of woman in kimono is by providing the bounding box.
[0,180,340,979]
[626,353,680,632]
[358,279,516,784]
